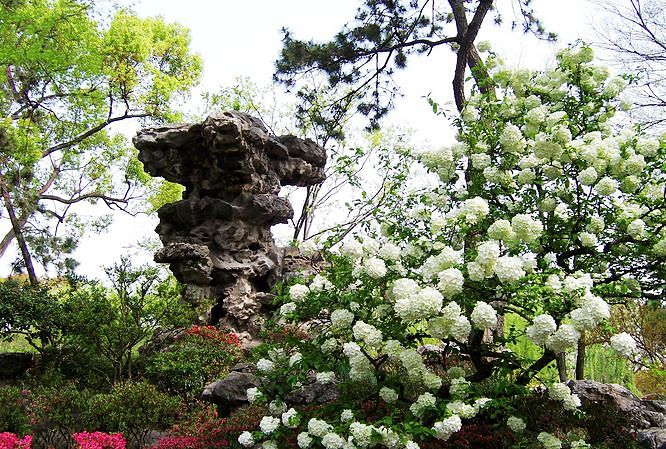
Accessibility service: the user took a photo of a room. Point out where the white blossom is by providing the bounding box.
[507,416,526,433]
[433,415,462,441]
[238,432,254,447]
[259,415,280,435]
[610,332,637,358]
[526,314,557,345]
[546,324,581,354]
[290,284,310,302]
[471,301,497,329]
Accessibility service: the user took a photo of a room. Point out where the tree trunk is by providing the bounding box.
[1,182,38,286]
[575,331,586,380]
[556,353,568,382]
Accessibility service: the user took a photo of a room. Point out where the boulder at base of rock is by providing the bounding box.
[0,352,34,379]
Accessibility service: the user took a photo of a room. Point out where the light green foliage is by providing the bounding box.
[0,0,201,273]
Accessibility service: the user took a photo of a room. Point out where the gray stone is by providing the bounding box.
[285,379,339,405]
[637,427,666,449]
[569,380,666,430]
[134,112,326,343]
[201,371,259,406]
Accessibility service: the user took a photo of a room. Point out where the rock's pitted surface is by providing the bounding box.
[134,112,326,344]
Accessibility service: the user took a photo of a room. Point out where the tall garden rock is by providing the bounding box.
[134,112,326,345]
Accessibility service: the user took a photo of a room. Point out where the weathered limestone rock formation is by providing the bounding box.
[133,112,326,344]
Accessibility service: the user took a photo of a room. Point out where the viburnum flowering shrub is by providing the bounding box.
[242,46,665,448]
[0,433,32,449]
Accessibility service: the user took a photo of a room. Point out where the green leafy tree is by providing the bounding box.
[275,0,554,129]
[61,258,192,383]
[0,0,202,283]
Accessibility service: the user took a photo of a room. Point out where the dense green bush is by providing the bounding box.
[145,326,242,403]
[0,386,30,436]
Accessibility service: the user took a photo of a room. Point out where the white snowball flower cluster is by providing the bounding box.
[446,400,477,419]
[394,281,443,322]
[451,315,472,342]
[348,351,376,383]
[238,431,254,447]
[507,416,526,433]
[494,256,525,283]
[627,218,646,240]
[409,392,437,417]
[449,377,471,398]
[447,366,466,379]
[578,166,598,185]
[349,422,374,447]
[281,407,300,428]
[475,240,500,273]
[500,123,527,153]
[383,339,404,359]
[256,358,275,372]
[437,268,464,298]
[433,415,462,441]
[262,441,277,449]
[246,387,263,403]
[548,382,581,410]
[299,239,318,257]
[340,409,354,422]
[290,284,310,302]
[546,324,581,354]
[363,256,387,278]
[399,349,426,377]
[341,240,364,258]
[579,232,598,248]
[297,432,313,448]
[562,272,593,294]
[330,309,354,330]
[321,338,338,353]
[310,274,334,292]
[461,196,490,224]
[259,415,280,435]
[420,247,461,279]
[610,332,637,358]
[289,352,302,366]
[570,292,610,331]
[378,242,402,261]
[268,399,287,415]
[307,418,333,437]
[470,301,498,329]
[526,314,557,345]
[595,176,619,196]
[352,321,383,347]
[511,214,543,243]
[321,433,345,449]
[315,371,336,384]
[280,302,296,315]
[487,219,515,243]
[537,432,563,449]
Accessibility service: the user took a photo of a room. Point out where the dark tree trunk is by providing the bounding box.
[576,331,586,380]
[1,182,38,286]
[556,353,568,382]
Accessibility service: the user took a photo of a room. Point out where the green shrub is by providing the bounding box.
[86,381,181,439]
[0,386,30,436]
[145,326,242,403]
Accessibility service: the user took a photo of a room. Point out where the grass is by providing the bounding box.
[0,335,38,353]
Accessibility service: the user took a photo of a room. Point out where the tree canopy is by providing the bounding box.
[0,0,202,282]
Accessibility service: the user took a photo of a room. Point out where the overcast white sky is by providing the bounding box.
[5,0,607,279]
